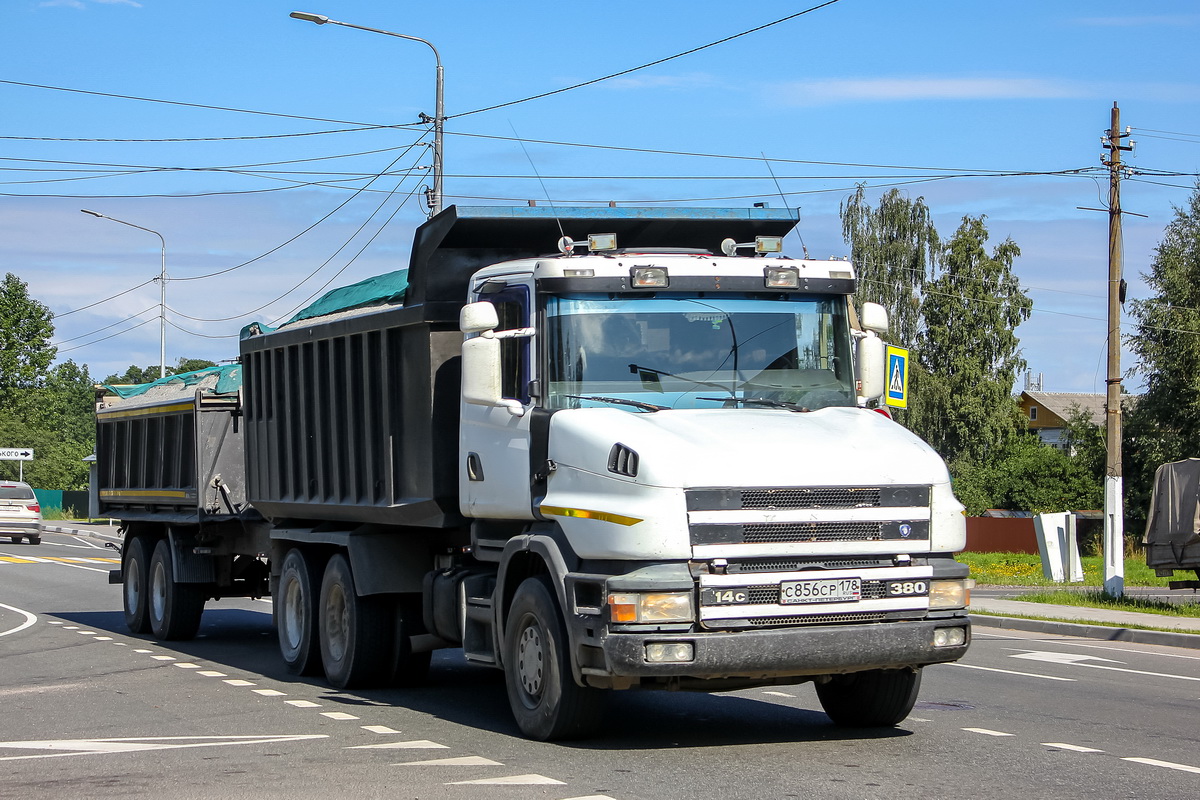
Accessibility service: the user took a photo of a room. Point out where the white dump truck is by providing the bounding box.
[97,205,971,740]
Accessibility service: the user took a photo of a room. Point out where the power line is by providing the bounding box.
[53,278,157,318]
[447,0,846,119]
[0,126,392,143]
[52,306,158,346]
[56,315,158,354]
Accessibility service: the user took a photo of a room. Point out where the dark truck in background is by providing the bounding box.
[97,205,971,740]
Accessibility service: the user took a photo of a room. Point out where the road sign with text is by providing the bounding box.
[0,448,35,461]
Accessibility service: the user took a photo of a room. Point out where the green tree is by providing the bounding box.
[1125,181,1200,526]
[0,359,95,488]
[104,357,217,385]
[0,272,56,402]
[840,185,939,349]
[910,215,1032,464]
[951,435,1104,516]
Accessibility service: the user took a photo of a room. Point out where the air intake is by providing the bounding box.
[607,443,639,477]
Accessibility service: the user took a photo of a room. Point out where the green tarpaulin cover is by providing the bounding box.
[102,364,243,399]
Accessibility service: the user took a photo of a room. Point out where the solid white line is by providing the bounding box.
[0,603,37,638]
[962,727,1015,737]
[949,663,1076,682]
[1043,742,1104,753]
[1123,757,1200,774]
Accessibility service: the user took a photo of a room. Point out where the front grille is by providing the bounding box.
[744,522,882,543]
[745,612,887,627]
[740,487,880,509]
[730,558,891,574]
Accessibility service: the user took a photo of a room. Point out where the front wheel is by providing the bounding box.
[147,538,205,640]
[815,668,922,727]
[504,575,604,741]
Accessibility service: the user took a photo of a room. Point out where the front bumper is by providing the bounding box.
[599,617,970,679]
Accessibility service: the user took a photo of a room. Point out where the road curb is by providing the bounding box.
[38,524,123,544]
[970,612,1200,650]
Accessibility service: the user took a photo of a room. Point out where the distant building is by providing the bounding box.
[1016,391,1107,451]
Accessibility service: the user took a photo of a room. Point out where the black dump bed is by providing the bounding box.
[238,205,798,529]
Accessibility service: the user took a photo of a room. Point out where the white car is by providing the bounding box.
[0,481,42,545]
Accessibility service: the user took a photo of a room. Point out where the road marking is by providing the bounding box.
[397,756,502,767]
[0,734,328,762]
[761,691,796,697]
[362,725,399,734]
[1010,650,1200,682]
[252,689,287,696]
[949,663,1075,682]
[223,679,256,687]
[94,636,113,641]
[174,663,201,669]
[320,712,360,720]
[133,649,152,653]
[197,670,226,677]
[962,728,1014,737]
[0,556,37,564]
[1043,742,1104,753]
[76,631,96,635]
[559,796,620,800]
[0,603,37,638]
[0,552,108,573]
[1123,757,1200,774]
[151,655,176,661]
[448,774,565,785]
[908,717,932,722]
[286,700,321,708]
[349,741,449,750]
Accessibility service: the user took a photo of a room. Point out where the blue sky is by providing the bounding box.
[3,0,1198,390]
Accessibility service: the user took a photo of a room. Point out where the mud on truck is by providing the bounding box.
[96,205,971,740]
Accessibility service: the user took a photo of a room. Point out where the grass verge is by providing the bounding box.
[959,552,1183,588]
[1012,588,1200,618]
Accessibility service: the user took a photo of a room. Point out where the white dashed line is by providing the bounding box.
[447,774,564,785]
[285,700,321,708]
[150,655,176,661]
[320,712,360,721]
[1043,743,1104,753]
[560,796,620,800]
[76,630,96,635]
[963,727,1014,737]
[197,671,226,677]
[397,756,502,767]
[133,649,152,653]
[349,741,449,750]
[362,725,399,734]
[252,689,287,696]
[94,636,113,641]
[46,621,63,625]
[1123,757,1200,774]
[223,679,256,687]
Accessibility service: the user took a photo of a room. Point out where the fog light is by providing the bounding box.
[933,627,966,648]
[645,642,694,663]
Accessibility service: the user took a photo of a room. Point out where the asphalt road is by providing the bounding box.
[3,530,1199,800]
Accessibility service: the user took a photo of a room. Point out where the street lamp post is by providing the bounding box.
[81,209,168,379]
[290,11,444,215]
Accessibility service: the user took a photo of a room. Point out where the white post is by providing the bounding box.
[1104,477,1125,595]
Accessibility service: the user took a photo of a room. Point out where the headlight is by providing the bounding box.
[928,579,974,609]
[608,592,694,623]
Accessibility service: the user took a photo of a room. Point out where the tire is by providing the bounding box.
[148,538,206,640]
[318,554,392,689]
[28,535,41,545]
[9,536,20,544]
[276,548,322,675]
[122,536,152,634]
[815,668,922,727]
[504,575,604,741]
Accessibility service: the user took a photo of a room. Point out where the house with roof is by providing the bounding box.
[1016,391,1107,451]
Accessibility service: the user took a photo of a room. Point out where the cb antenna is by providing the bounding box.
[510,121,564,240]
[762,152,808,258]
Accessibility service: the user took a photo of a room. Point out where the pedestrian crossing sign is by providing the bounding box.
[885,346,909,409]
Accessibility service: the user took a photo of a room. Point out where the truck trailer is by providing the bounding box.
[96,205,971,740]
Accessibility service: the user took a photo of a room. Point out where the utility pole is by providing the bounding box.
[1102,102,1131,597]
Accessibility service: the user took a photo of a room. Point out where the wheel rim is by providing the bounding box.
[516,615,545,703]
[324,583,348,662]
[125,554,142,614]
[282,575,304,651]
[150,557,167,624]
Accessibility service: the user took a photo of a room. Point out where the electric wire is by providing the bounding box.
[56,316,158,354]
[51,305,158,346]
[53,278,157,318]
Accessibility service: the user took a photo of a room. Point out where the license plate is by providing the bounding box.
[779,577,861,605]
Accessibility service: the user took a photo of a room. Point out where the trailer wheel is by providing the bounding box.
[122,536,152,634]
[318,554,391,689]
[147,538,205,640]
[276,548,322,675]
[504,575,604,741]
[815,668,922,728]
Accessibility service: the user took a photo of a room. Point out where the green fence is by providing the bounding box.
[32,489,90,518]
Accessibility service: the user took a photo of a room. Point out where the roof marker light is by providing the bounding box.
[630,266,668,288]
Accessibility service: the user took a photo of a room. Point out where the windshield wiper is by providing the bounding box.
[627,363,734,395]
[697,396,811,412]
[565,394,669,412]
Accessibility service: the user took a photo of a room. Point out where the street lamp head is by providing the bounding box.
[81,209,104,218]
[289,11,329,24]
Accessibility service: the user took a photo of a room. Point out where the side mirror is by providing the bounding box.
[860,302,889,335]
[460,301,499,334]
[856,333,886,401]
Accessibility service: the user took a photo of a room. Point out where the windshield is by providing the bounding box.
[544,293,855,411]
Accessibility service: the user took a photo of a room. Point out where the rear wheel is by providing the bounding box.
[147,538,205,640]
[504,575,604,741]
[318,554,392,689]
[122,536,152,634]
[815,668,922,727]
[276,548,322,675]
[27,534,41,545]
[9,536,20,544]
